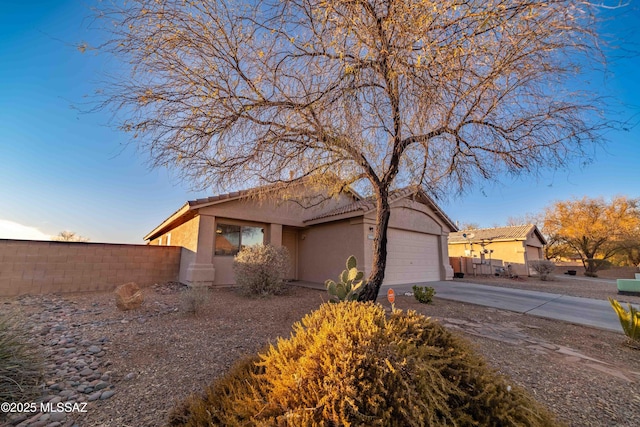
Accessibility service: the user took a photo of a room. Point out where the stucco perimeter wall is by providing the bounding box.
[0,239,180,297]
[298,219,364,284]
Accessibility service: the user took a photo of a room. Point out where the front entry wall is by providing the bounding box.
[297,220,364,284]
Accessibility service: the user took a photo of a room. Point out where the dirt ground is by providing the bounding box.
[3,275,640,427]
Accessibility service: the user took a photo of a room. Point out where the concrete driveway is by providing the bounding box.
[387,281,628,333]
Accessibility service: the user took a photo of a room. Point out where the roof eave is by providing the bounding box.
[143,203,192,241]
[303,209,366,225]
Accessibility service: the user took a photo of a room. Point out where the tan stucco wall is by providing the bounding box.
[0,239,180,297]
[150,216,199,250]
[525,231,545,248]
[384,201,445,235]
[163,195,353,286]
[297,219,364,284]
[198,192,355,228]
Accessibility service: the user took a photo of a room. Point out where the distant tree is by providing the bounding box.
[459,223,481,231]
[543,196,640,276]
[506,213,541,227]
[52,231,90,242]
[94,0,610,300]
[615,237,640,267]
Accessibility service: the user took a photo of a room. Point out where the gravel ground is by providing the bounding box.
[2,276,639,427]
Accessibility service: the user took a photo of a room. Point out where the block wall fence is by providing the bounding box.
[0,239,181,297]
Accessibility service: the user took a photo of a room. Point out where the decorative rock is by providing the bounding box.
[100,390,116,400]
[124,372,136,381]
[79,368,94,377]
[49,412,66,422]
[87,391,102,402]
[11,295,119,425]
[115,282,144,311]
[94,381,109,390]
[9,413,29,424]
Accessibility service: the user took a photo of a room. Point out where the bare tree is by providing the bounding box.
[459,222,481,231]
[93,0,611,300]
[52,231,90,242]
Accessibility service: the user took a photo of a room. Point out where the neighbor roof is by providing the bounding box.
[448,224,546,245]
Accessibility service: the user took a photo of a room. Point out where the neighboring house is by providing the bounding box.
[144,183,457,287]
[448,225,546,276]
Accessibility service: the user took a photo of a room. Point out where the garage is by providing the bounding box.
[383,228,441,285]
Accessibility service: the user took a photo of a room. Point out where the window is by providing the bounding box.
[215,223,264,256]
[166,233,171,246]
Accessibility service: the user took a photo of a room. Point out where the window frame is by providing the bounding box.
[214,221,265,256]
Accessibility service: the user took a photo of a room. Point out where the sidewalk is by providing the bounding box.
[386,281,627,333]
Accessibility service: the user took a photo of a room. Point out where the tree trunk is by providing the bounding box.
[359,190,391,302]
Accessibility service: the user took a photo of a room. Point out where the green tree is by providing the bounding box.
[543,196,640,276]
[94,0,609,300]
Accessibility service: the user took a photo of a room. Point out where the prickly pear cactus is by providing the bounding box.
[325,255,365,303]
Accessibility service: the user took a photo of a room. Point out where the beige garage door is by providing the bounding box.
[383,229,440,285]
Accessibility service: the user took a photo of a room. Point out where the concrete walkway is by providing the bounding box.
[387,281,626,333]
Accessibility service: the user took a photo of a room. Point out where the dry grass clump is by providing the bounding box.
[0,312,44,406]
[168,302,559,426]
[179,286,211,316]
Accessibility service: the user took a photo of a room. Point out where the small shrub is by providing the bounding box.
[0,313,44,405]
[169,302,559,426]
[530,260,556,281]
[233,244,290,296]
[325,255,365,303]
[180,286,211,315]
[412,285,436,304]
[609,298,640,348]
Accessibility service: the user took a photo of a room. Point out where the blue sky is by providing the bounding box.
[0,1,638,244]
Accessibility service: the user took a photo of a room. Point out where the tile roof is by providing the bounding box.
[304,187,457,232]
[448,224,545,244]
[303,187,421,222]
[145,182,457,241]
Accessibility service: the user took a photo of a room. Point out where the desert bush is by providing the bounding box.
[233,244,290,296]
[530,260,556,281]
[609,298,640,349]
[325,255,365,303]
[412,285,436,304]
[0,313,44,405]
[180,286,211,315]
[168,302,559,426]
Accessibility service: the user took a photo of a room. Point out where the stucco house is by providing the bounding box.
[145,183,457,287]
[448,225,546,276]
